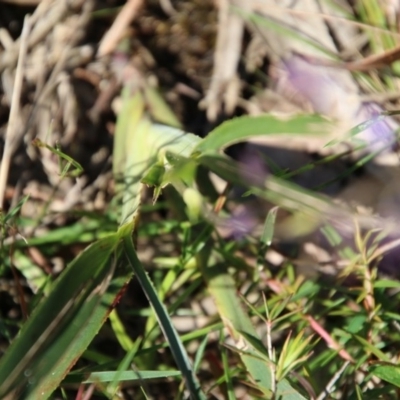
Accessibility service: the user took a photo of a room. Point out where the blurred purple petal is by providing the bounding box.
[225,209,259,240]
[277,54,398,155]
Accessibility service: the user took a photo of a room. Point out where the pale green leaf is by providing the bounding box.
[194,114,332,154]
[65,370,181,384]
[370,364,400,388]
[197,245,307,399]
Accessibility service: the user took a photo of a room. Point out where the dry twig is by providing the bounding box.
[97,0,144,58]
[0,16,31,207]
[201,0,246,121]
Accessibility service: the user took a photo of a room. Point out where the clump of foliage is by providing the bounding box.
[1,82,400,400]
[3,1,400,399]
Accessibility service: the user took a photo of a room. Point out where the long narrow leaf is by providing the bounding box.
[196,246,307,399]
[65,370,181,384]
[121,228,206,400]
[194,114,332,154]
[0,234,131,399]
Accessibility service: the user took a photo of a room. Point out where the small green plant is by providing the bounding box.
[2,82,400,399]
[32,138,83,178]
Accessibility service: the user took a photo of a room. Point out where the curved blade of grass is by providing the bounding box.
[194,114,332,154]
[109,309,136,352]
[197,246,306,399]
[3,194,29,224]
[121,228,206,400]
[221,334,235,400]
[107,334,142,396]
[0,234,132,399]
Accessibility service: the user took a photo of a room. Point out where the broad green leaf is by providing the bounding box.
[183,188,203,222]
[0,234,131,399]
[113,72,192,214]
[370,364,400,388]
[118,102,150,225]
[194,114,332,154]
[374,279,400,289]
[344,314,366,334]
[119,122,200,225]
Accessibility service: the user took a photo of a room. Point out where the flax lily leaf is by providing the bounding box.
[0,234,131,399]
[121,228,206,400]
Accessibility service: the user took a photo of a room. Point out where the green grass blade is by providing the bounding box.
[122,230,206,400]
[106,336,142,396]
[109,309,136,352]
[197,246,306,399]
[261,206,279,247]
[193,334,209,373]
[65,370,181,384]
[353,335,391,362]
[9,216,116,249]
[3,194,29,224]
[221,334,236,400]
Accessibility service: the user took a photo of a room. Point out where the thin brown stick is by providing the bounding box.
[213,182,231,214]
[97,0,144,58]
[0,15,31,208]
